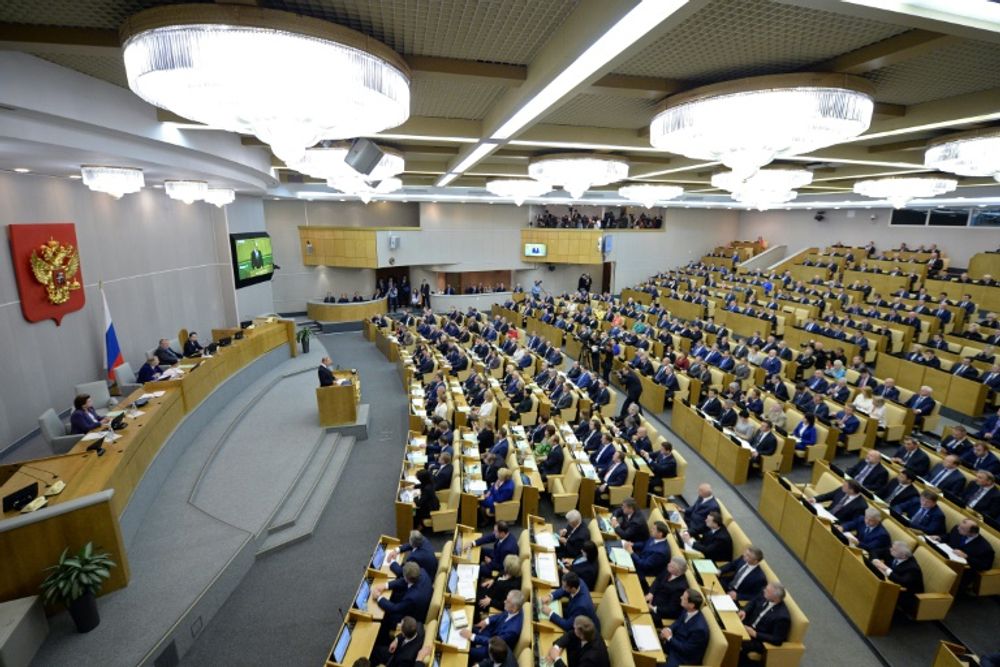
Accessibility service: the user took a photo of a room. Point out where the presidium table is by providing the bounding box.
[0,319,296,604]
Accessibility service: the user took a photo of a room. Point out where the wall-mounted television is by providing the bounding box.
[230,232,274,289]
[524,243,547,258]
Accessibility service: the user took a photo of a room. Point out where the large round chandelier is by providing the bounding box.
[853,176,958,208]
[734,189,798,210]
[925,128,1000,181]
[528,154,628,199]
[712,168,813,195]
[80,165,145,198]
[618,184,684,208]
[650,73,874,178]
[292,143,404,182]
[121,5,411,163]
[204,188,236,207]
[165,180,208,204]
[486,179,551,206]
[327,175,402,204]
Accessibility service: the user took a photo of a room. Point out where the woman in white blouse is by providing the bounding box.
[869,396,887,430]
[474,392,496,425]
[852,386,874,415]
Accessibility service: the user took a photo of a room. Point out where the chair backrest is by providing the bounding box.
[609,626,636,667]
[74,380,111,409]
[883,517,918,552]
[587,518,605,546]
[517,648,533,667]
[783,592,810,644]
[595,584,624,641]
[427,571,447,622]
[594,548,612,598]
[438,541,453,577]
[914,545,957,595]
[38,408,67,440]
[728,521,752,556]
[446,477,461,508]
[702,607,730,666]
[516,603,531,655]
[562,462,583,494]
[115,362,137,385]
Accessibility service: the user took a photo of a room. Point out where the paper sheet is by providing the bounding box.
[711,594,739,612]
[631,624,661,652]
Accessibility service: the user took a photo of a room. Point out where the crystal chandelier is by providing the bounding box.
[618,184,684,208]
[165,180,208,204]
[486,179,552,206]
[326,175,402,203]
[734,189,798,210]
[292,143,404,182]
[853,176,958,208]
[80,165,144,198]
[528,154,628,199]
[121,5,410,163]
[650,73,874,178]
[925,128,1000,181]
[203,188,236,207]
[712,168,813,195]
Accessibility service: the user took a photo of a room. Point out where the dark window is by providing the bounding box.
[927,208,968,226]
[970,208,1000,227]
[890,208,927,226]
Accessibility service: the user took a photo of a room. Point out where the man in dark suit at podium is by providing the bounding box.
[318,356,335,387]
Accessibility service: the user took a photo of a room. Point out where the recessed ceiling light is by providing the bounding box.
[68,174,81,180]
[14,168,30,173]
[153,184,163,188]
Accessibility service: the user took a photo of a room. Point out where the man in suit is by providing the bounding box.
[590,433,616,471]
[683,511,733,562]
[649,441,678,484]
[684,484,720,536]
[807,393,830,421]
[545,616,609,667]
[760,350,783,377]
[373,563,432,633]
[833,404,861,443]
[718,400,739,428]
[903,490,947,536]
[982,365,1000,393]
[183,331,204,357]
[891,437,931,478]
[462,589,525,662]
[647,557,691,623]
[878,468,920,509]
[933,519,996,572]
[952,356,980,380]
[847,450,889,493]
[154,338,182,366]
[810,479,867,523]
[805,370,829,394]
[698,389,723,419]
[925,455,967,497]
[841,508,892,554]
[625,521,672,578]
[962,442,1000,475]
[543,571,598,632]
[612,497,650,543]
[872,541,923,609]
[720,546,768,602]
[748,421,778,467]
[906,386,936,430]
[556,510,588,560]
[739,583,792,663]
[136,354,164,383]
[317,357,335,387]
[469,521,518,579]
[661,588,709,667]
[390,531,438,579]
[371,615,424,667]
[596,450,628,500]
[978,407,1000,444]
[874,377,900,402]
[940,425,974,457]
[965,471,1000,520]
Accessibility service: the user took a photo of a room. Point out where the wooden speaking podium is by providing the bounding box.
[316,369,361,427]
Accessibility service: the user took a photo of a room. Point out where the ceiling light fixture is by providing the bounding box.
[712,168,813,210]
[491,0,690,141]
[164,180,208,204]
[486,179,552,206]
[650,73,874,178]
[121,5,410,164]
[528,154,628,199]
[925,127,1000,180]
[203,187,236,207]
[13,167,30,173]
[618,184,684,208]
[292,143,404,181]
[80,165,145,198]
[853,176,958,208]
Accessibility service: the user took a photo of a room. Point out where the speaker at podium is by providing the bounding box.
[316,369,360,427]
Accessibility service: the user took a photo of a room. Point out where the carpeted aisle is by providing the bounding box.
[179,332,409,667]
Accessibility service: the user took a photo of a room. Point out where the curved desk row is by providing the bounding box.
[307,298,387,322]
[428,291,513,314]
[0,320,296,603]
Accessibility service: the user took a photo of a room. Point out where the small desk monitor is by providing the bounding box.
[332,624,351,663]
[354,579,370,610]
[439,609,451,643]
[371,543,386,570]
[448,568,459,594]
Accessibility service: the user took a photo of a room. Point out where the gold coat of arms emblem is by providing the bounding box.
[30,238,82,305]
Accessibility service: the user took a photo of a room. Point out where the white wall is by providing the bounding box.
[226,195,275,320]
[606,208,741,290]
[0,172,231,448]
[514,264,603,296]
[737,208,991,267]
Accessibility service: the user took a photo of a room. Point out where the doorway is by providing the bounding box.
[602,262,614,294]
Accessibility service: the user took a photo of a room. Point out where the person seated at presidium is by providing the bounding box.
[183,331,204,357]
[70,394,109,434]
[136,354,164,383]
[154,338,182,366]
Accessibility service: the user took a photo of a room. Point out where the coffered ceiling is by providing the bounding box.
[1,0,999,202]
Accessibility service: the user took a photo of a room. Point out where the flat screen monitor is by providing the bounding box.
[524,243,547,258]
[332,624,351,663]
[2,482,38,513]
[448,568,459,594]
[439,609,451,642]
[354,579,370,610]
[453,535,463,556]
[371,543,386,570]
[230,232,274,289]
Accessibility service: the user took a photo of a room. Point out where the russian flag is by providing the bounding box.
[102,289,124,381]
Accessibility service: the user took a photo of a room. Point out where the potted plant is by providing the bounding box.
[296,326,312,354]
[40,542,116,633]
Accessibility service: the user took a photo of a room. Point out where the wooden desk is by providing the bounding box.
[803,518,846,593]
[628,612,667,667]
[832,551,900,636]
[317,377,359,427]
[325,613,380,667]
[308,298,388,323]
[969,252,1000,281]
[758,473,787,531]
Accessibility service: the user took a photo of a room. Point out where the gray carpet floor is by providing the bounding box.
[179,332,409,666]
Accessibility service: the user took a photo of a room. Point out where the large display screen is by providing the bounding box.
[230,232,274,289]
[524,242,547,258]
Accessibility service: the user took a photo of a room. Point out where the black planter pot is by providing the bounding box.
[301,339,310,354]
[68,592,100,633]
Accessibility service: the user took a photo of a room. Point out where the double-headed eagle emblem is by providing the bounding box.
[30,238,81,305]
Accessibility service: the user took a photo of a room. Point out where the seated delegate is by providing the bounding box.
[70,394,108,434]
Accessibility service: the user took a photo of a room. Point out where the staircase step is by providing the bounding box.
[266,432,340,534]
[256,436,355,557]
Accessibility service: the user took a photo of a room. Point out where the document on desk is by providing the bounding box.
[535,552,559,583]
[411,387,425,397]
[574,451,589,462]
[692,559,720,575]
[537,599,562,621]
[534,532,560,549]
[631,624,661,652]
[407,452,428,465]
[522,457,537,471]
[609,547,635,571]
[457,405,471,413]
[711,594,739,612]
[922,536,967,564]
[512,425,526,437]
[462,433,477,443]
[140,391,166,400]
[82,432,107,441]
[580,463,598,480]
[813,504,839,523]
[466,480,488,494]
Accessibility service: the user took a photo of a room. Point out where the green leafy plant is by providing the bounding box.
[296,327,312,344]
[40,542,116,606]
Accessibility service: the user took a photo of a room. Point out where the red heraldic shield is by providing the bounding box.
[7,223,86,325]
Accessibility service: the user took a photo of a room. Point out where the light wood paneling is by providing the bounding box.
[307,299,387,322]
[520,229,602,265]
[299,227,378,268]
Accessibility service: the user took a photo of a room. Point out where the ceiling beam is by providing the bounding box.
[866,138,928,153]
[0,23,118,56]
[874,103,906,118]
[405,55,526,85]
[586,73,687,99]
[813,29,958,74]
